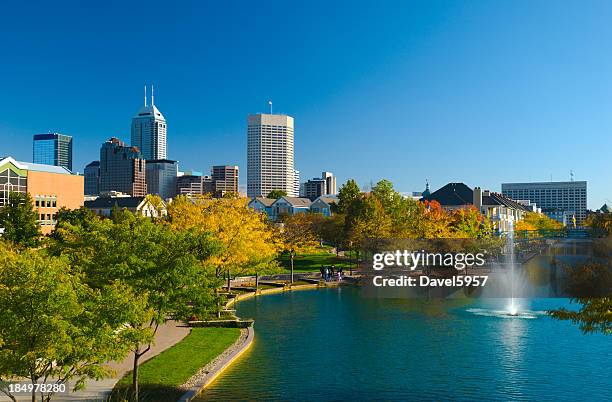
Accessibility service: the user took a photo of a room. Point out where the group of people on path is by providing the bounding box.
[320,265,343,282]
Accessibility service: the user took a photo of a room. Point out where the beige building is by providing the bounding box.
[0,157,84,234]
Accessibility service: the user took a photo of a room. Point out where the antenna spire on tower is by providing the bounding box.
[151,85,155,106]
[144,85,147,107]
[268,100,272,114]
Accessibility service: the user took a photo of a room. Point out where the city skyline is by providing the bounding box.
[1,1,612,208]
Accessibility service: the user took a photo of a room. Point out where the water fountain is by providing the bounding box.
[506,221,518,316]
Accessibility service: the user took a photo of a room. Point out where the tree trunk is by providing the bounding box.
[31,377,35,402]
[290,254,294,284]
[255,272,259,292]
[132,350,140,402]
[227,269,231,292]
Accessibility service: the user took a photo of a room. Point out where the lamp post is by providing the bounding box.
[349,241,353,276]
[290,247,296,284]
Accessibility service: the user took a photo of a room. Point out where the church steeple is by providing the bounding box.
[422,179,431,198]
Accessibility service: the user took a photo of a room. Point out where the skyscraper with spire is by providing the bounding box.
[131,85,167,160]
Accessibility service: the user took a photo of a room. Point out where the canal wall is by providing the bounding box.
[178,279,336,401]
[177,326,254,402]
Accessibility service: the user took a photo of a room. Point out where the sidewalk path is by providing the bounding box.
[1,321,191,402]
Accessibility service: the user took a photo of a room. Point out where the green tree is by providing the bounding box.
[337,179,360,214]
[167,197,281,293]
[549,297,612,334]
[50,207,97,241]
[267,189,287,199]
[317,214,345,255]
[0,244,149,402]
[449,206,492,238]
[586,212,612,236]
[278,213,319,283]
[144,194,166,220]
[347,196,392,253]
[371,179,402,212]
[515,212,563,232]
[549,258,612,335]
[50,211,221,401]
[0,192,40,248]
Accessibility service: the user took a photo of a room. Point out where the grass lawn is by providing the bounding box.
[111,327,240,402]
[278,248,352,272]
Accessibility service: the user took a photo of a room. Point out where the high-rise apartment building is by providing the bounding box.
[84,161,100,196]
[322,171,336,195]
[211,165,239,195]
[131,86,167,160]
[501,181,587,226]
[247,114,295,197]
[99,138,147,196]
[146,159,178,200]
[33,133,73,171]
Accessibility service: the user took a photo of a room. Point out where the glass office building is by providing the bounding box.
[146,159,177,200]
[33,133,73,171]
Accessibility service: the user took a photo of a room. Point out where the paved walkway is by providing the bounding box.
[1,321,191,402]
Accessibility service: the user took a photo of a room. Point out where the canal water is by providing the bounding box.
[196,287,611,401]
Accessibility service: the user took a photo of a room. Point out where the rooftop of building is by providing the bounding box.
[275,196,312,207]
[482,191,530,212]
[146,159,177,164]
[502,181,587,187]
[133,104,165,121]
[0,156,74,175]
[34,133,72,140]
[422,182,473,206]
[250,197,275,207]
[85,196,146,209]
[423,182,530,211]
[314,195,338,204]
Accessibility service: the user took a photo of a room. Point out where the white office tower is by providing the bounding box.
[322,171,336,195]
[131,85,167,160]
[247,113,296,197]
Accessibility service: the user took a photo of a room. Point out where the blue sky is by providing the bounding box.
[1,0,611,208]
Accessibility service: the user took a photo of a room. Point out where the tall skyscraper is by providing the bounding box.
[501,181,587,226]
[33,133,73,171]
[146,159,178,200]
[247,114,295,197]
[99,137,147,196]
[84,161,100,196]
[322,171,336,195]
[131,85,167,160]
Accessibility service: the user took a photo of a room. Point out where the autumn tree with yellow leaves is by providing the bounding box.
[167,196,281,290]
